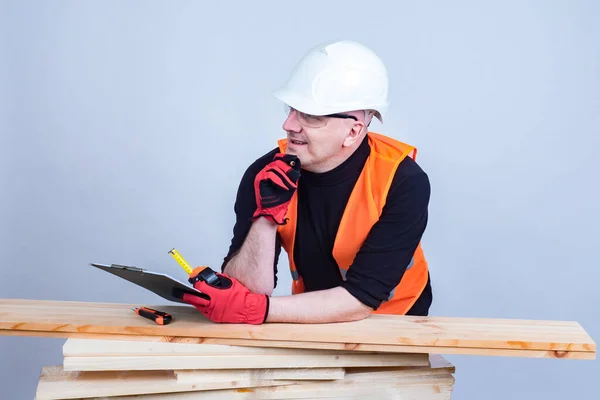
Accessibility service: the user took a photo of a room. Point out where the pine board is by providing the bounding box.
[34,366,296,400]
[62,338,428,370]
[92,374,454,400]
[1,298,595,359]
[63,353,428,372]
[174,367,344,383]
[42,370,455,400]
[61,338,407,357]
[3,328,592,359]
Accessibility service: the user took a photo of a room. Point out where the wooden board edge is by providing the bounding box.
[2,328,595,360]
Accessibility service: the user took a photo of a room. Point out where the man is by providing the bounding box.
[182,40,432,324]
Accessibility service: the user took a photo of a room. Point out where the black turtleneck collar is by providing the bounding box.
[299,135,370,187]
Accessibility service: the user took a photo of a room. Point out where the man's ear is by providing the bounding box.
[342,121,366,147]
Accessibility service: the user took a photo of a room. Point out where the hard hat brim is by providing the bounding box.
[273,88,385,123]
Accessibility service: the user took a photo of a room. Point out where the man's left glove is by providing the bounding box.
[252,153,301,225]
[181,267,269,325]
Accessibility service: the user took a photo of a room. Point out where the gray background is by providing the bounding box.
[1,1,598,399]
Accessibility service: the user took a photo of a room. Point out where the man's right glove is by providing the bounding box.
[252,153,301,225]
[181,268,269,325]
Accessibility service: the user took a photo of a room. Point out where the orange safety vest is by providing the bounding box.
[276,132,429,315]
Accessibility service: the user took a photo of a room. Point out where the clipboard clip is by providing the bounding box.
[110,264,145,272]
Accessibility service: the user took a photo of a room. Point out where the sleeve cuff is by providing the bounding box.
[341,281,381,310]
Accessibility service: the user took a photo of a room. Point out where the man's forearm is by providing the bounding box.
[266,286,372,323]
[222,217,278,295]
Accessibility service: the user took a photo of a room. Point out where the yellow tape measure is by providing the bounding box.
[168,248,194,275]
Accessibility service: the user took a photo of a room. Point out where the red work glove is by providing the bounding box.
[181,268,269,325]
[252,153,301,225]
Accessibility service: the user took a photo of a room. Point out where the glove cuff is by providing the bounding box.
[263,295,270,323]
[245,293,269,325]
[251,203,290,225]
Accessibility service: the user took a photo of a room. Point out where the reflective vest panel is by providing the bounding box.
[276,132,429,315]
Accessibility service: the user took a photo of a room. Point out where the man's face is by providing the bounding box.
[282,107,365,172]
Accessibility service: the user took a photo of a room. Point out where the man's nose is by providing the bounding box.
[282,109,302,133]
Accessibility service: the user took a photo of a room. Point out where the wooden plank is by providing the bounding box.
[87,375,454,399]
[0,299,596,355]
[66,397,451,400]
[61,339,428,372]
[62,338,398,357]
[34,366,296,400]
[428,353,455,372]
[2,328,593,359]
[1,298,594,357]
[42,393,451,400]
[54,371,454,400]
[175,367,344,383]
[63,352,429,371]
[344,353,456,377]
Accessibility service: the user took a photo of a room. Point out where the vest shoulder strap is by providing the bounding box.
[366,132,417,161]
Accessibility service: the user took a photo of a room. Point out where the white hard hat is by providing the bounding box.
[273,40,389,123]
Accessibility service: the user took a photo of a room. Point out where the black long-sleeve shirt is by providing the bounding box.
[221,135,433,316]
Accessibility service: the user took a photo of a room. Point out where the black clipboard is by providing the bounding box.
[90,263,208,304]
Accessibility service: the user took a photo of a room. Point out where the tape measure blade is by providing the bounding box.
[169,248,194,275]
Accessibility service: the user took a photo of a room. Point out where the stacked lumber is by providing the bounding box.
[0,298,595,399]
[33,339,456,399]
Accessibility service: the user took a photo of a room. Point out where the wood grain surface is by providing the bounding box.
[35,366,296,400]
[1,298,595,359]
[2,329,592,359]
